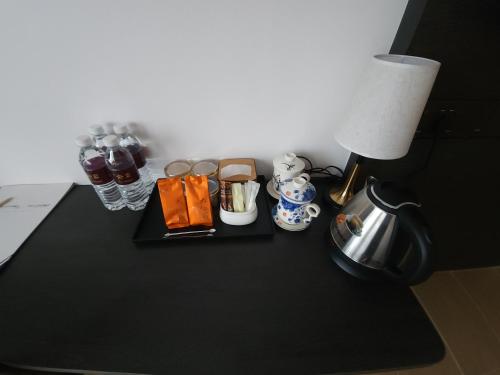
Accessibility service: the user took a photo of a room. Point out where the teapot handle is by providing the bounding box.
[384,207,434,285]
[298,173,310,182]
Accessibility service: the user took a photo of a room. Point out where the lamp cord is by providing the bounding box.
[296,155,344,181]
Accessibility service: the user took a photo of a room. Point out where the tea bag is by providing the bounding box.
[185,175,213,227]
[157,178,190,229]
[232,183,245,212]
[244,180,260,212]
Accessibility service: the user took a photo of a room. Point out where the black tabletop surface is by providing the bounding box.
[0,179,444,375]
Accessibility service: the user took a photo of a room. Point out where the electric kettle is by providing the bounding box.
[330,178,433,285]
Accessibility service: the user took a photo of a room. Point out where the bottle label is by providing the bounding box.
[113,167,140,185]
[85,166,113,185]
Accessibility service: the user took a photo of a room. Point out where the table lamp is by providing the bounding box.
[329,54,441,206]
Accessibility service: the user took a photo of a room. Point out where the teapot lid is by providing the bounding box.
[280,175,316,203]
[272,152,305,173]
[367,179,421,212]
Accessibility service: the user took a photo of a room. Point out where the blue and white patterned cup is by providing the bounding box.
[277,174,321,225]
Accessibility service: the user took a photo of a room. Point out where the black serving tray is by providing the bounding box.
[133,175,275,242]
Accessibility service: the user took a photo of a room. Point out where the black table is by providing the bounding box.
[0,180,444,375]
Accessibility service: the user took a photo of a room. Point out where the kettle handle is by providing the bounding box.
[384,207,433,285]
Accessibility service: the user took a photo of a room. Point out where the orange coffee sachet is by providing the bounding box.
[157,178,190,229]
[184,175,213,227]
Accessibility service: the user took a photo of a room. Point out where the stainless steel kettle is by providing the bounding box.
[330,178,433,285]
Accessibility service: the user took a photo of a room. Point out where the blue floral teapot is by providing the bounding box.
[276,174,321,228]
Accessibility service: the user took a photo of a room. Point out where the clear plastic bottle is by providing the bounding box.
[103,135,149,211]
[113,124,155,192]
[88,124,107,150]
[75,135,125,211]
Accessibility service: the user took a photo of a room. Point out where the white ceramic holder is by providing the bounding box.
[219,206,258,226]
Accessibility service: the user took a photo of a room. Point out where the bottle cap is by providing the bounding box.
[103,135,120,147]
[75,135,93,147]
[103,123,115,135]
[113,124,128,135]
[88,124,105,136]
[128,122,140,135]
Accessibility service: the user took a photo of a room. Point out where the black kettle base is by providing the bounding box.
[329,235,388,283]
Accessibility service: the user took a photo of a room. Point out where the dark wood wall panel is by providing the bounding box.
[363,0,500,269]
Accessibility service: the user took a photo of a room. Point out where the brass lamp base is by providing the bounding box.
[328,162,361,207]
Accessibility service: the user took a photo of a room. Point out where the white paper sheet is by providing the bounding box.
[0,183,73,265]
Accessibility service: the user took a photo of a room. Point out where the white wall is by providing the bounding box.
[0,0,407,185]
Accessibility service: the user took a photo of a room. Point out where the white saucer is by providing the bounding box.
[271,205,310,232]
[266,180,280,200]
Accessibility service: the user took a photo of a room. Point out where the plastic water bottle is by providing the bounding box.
[88,124,107,150]
[113,124,155,192]
[75,135,125,211]
[103,135,149,211]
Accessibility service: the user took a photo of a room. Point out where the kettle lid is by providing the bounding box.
[367,179,421,212]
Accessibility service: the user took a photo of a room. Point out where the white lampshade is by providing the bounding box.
[335,54,441,160]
